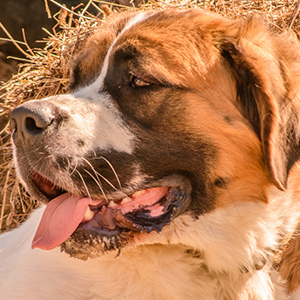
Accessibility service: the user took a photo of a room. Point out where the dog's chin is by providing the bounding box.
[60,186,191,260]
[25,170,192,260]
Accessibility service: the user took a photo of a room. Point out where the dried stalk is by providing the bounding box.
[0,0,299,232]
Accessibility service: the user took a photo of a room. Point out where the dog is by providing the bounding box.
[1,8,300,299]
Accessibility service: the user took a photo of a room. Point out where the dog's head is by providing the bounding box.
[10,9,300,265]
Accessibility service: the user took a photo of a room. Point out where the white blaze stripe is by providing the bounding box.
[97,12,149,90]
[69,12,151,155]
[73,12,150,98]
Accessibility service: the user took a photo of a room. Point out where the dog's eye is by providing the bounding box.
[130,74,151,88]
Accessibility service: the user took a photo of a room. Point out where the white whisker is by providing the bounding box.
[70,157,78,176]
[83,157,121,192]
[100,156,123,191]
[83,168,108,202]
[75,169,92,200]
[82,157,128,200]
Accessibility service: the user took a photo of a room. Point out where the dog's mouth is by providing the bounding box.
[31,171,191,252]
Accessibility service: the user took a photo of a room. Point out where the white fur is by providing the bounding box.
[0,185,295,299]
[33,15,152,160]
[97,12,149,92]
[2,12,298,299]
[73,12,149,97]
[39,94,136,155]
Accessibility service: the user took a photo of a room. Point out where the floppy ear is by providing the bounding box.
[220,19,300,190]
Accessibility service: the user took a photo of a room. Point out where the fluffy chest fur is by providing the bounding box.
[2,8,300,299]
[0,200,294,300]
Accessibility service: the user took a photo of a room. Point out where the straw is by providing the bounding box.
[0,0,299,232]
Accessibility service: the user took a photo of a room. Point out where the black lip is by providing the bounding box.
[125,187,190,233]
[76,186,189,235]
[61,184,191,257]
[16,149,192,256]
[60,185,191,259]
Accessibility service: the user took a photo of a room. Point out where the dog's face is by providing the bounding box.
[10,10,300,263]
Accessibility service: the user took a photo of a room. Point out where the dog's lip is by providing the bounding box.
[30,170,191,251]
[32,187,171,250]
[31,170,169,210]
[32,171,65,200]
[84,187,170,220]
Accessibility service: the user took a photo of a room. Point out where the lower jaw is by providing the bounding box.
[20,164,192,258]
[60,228,134,260]
[61,199,192,260]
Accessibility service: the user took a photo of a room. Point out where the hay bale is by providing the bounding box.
[0,0,299,232]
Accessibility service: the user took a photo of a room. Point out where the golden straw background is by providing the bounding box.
[0,0,300,232]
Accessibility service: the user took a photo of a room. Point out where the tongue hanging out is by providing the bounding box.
[32,187,169,250]
[32,194,101,250]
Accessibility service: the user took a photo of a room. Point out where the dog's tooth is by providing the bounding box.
[132,190,146,197]
[121,197,132,204]
[108,201,118,208]
[84,206,95,221]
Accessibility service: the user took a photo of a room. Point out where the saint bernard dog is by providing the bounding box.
[1,8,300,299]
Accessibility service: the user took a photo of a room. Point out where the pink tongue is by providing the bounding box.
[32,187,169,251]
[32,193,95,250]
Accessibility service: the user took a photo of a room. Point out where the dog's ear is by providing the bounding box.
[220,19,300,190]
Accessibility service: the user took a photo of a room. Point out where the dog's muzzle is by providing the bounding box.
[9,100,192,257]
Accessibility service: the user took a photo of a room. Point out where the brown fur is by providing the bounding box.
[71,10,300,295]
[3,9,300,299]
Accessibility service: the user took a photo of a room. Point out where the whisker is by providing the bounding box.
[70,157,78,176]
[95,171,119,192]
[82,157,128,199]
[100,156,123,191]
[82,157,115,191]
[75,169,92,200]
[82,157,103,184]
[83,157,121,192]
[83,168,108,202]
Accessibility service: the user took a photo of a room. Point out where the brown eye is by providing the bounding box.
[130,75,151,88]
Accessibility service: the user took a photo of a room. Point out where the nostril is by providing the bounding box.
[10,103,58,144]
[25,116,46,133]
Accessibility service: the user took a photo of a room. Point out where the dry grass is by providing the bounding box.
[0,0,300,232]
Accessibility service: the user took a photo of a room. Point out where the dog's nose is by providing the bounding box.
[10,102,55,146]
